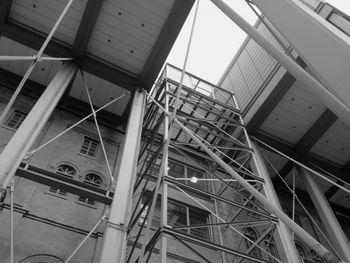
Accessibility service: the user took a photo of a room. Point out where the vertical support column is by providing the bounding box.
[160,83,169,263]
[298,167,350,262]
[251,142,301,263]
[98,89,145,263]
[0,62,77,191]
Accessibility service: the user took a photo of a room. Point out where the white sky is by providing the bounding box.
[166,0,350,84]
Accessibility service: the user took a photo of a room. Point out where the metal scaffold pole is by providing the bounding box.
[298,167,350,262]
[98,90,146,263]
[209,0,350,129]
[173,117,341,263]
[251,142,301,263]
[0,62,77,192]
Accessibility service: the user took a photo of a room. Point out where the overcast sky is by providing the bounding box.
[166,0,350,84]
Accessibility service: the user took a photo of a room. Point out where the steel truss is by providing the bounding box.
[127,64,292,263]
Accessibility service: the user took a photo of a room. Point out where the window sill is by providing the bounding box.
[74,200,98,209]
[1,124,18,132]
[77,152,96,160]
[44,190,69,200]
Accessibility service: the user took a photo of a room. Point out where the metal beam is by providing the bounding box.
[246,58,306,132]
[138,0,195,90]
[175,118,340,263]
[71,0,104,58]
[211,0,350,129]
[1,22,138,90]
[295,109,337,153]
[98,90,145,263]
[273,179,350,222]
[246,71,294,131]
[16,166,113,205]
[163,227,270,263]
[0,67,128,127]
[325,160,350,199]
[254,132,350,186]
[299,167,350,262]
[251,142,300,263]
[0,0,12,33]
[278,109,338,178]
[0,62,77,190]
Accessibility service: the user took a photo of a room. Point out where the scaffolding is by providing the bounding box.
[126,63,289,263]
[0,0,349,262]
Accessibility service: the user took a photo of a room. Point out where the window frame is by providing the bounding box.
[139,195,211,241]
[264,234,279,263]
[56,164,76,178]
[47,164,77,198]
[243,227,262,258]
[77,173,103,206]
[168,160,207,192]
[79,137,99,158]
[4,110,27,130]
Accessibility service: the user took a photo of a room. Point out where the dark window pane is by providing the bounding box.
[168,161,185,178]
[189,207,209,240]
[167,202,187,227]
[84,173,102,187]
[6,110,27,130]
[187,167,206,190]
[80,137,99,157]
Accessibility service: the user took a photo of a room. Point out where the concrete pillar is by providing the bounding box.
[298,167,350,262]
[0,62,77,191]
[98,90,145,263]
[251,142,301,263]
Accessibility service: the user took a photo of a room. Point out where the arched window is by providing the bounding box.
[78,173,102,206]
[48,165,76,196]
[83,173,102,187]
[243,227,261,258]
[295,242,306,259]
[264,234,279,262]
[18,254,63,263]
[311,250,322,263]
[56,164,76,177]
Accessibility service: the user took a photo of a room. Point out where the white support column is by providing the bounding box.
[98,90,145,263]
[298,167,350,262]
[251,142,301,263]
[0,62,77,191]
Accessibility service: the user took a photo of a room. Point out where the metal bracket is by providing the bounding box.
[106,221,129,232]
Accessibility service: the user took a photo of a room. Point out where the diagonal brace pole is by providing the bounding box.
[174,118,341,263]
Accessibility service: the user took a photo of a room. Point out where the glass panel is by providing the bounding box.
[84,173,102,187]
[6,111,26,129]
[187,167,206,190]
[168,161,185,178]
[56,165,76,177]
[167,202,187,227]
[80,137,99,157]
[189,207,209,240]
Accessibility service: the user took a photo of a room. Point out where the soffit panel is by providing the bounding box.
[310,119,350,166]
[259,148,289,178]
[329,185,350,209]
[0,37,60,86]
[69,70,130,116]
[86,0,174,75]
[260,80,327,144]
[10,0,87,45]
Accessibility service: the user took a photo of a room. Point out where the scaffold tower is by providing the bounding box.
[124,64,324,263]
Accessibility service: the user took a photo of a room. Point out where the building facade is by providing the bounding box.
[0,0,350,262]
